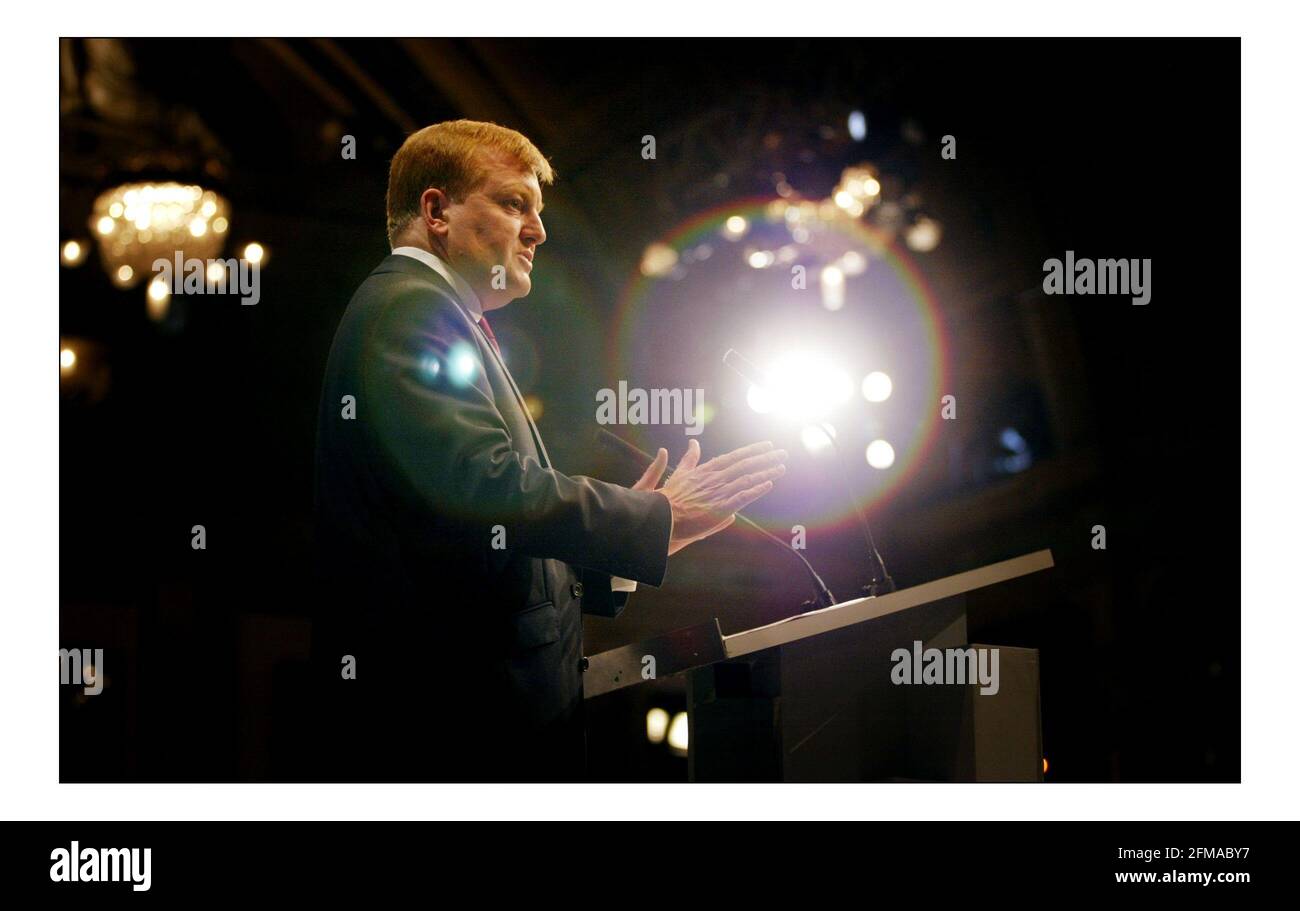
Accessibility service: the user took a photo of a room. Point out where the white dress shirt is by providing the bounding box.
[391,246,637,595]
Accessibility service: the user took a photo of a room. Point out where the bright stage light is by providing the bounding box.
[838,250,867,275]
[905,217,942,252]
[866,439,896,469]
[848,110,867,141]
[60,347,76,370]
[820,265,845,311]
[862,371,892,403]
[667,711,689,753]
[722,215,748,240]
[750,351,854,423]
[646,707,670,744]
[640,242,678,277]
[146,277,171,321]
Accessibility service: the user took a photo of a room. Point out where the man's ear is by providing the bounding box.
[419,187,451,236]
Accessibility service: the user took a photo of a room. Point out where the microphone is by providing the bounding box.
[722,348,770,391]
[593,427,837,609]
[720,348,896,598]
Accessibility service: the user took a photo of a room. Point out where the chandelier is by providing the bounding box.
[88,181,230,287]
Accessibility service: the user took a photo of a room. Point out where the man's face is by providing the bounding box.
[441,147,547,310]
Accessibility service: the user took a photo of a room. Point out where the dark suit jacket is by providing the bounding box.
[311,253,673,781]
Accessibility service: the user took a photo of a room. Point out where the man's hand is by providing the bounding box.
[633,439,787,557]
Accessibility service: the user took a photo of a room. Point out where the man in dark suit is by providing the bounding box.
[313,120,786,781]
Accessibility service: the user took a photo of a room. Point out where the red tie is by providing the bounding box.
[477,315,501,356]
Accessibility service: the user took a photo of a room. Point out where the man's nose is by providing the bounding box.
[523,212,546,247]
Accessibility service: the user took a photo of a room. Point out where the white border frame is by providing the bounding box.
[4,3,1293,821]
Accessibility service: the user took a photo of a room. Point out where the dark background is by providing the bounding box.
[59,38,1240,782]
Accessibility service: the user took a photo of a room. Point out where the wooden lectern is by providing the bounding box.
[583,550,1054,782]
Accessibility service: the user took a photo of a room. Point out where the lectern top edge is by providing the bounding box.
[582,548,1055,700]
[721,549,1055,659]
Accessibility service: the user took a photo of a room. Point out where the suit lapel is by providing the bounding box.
[478,325,553,469]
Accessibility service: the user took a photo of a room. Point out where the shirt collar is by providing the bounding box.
[391,246,484,321]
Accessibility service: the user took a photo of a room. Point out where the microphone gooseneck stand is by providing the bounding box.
[721,348,896,599]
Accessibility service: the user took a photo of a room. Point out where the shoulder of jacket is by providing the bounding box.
[358,270,476,336]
